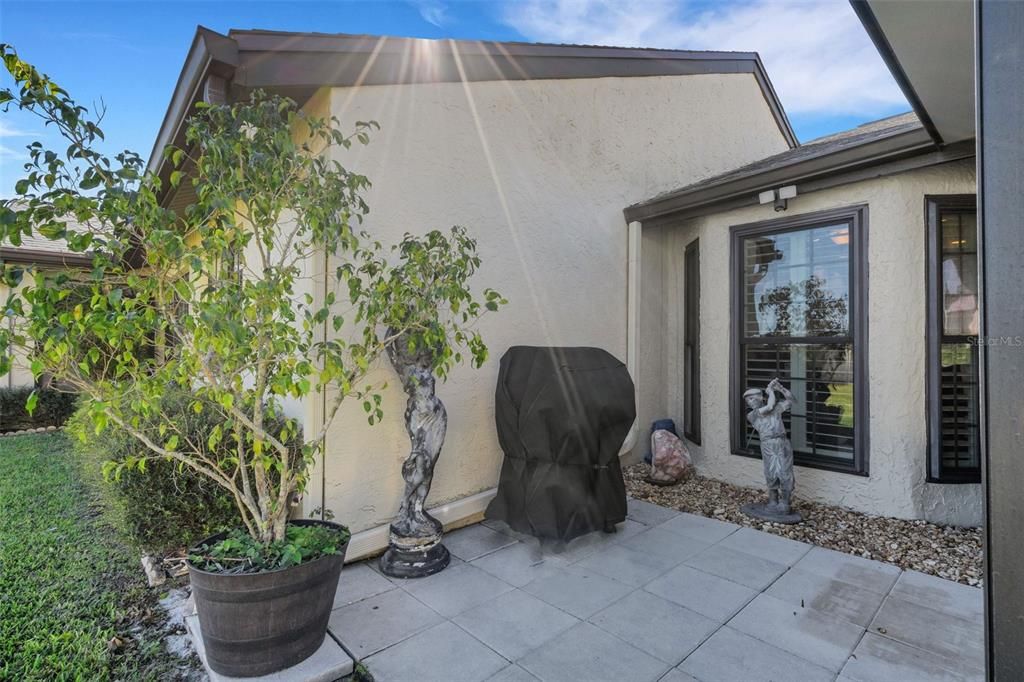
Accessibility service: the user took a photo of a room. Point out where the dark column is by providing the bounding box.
[977,0,1024,677]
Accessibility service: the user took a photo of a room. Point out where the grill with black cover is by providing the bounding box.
[485,346,636,542]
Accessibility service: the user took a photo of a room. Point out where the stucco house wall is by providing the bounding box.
[641,158,980,527]
[1,233,92,390]
[302,72,791,539]
[0,281,35,389]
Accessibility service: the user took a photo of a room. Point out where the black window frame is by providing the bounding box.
[925,195,981,484]
[683,238,701,444]
[729,205,870,476]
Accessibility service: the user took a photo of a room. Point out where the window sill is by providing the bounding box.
[731,448,869,477]
[926,475,982,485]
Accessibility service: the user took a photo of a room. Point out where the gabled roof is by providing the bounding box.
[146,27,798,196]
[625,112,975,224]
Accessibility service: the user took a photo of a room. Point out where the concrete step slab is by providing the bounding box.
[186,614,353,682]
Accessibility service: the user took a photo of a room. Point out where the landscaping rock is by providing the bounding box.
[646,429,691,485]
[623,463,983,587]
[141,555,166,587]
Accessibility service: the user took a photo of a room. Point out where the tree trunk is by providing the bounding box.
[378,333,451,577]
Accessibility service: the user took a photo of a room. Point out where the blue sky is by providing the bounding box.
[0,0,909,197]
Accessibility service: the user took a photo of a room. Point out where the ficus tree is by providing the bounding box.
[352,228,507,554]
[0,45,501,547]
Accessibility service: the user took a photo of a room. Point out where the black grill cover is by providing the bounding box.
[485,346,636,542]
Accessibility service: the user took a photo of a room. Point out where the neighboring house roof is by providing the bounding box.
[146,27,798,202]
[0,232,92,268]
[624,111,975,224]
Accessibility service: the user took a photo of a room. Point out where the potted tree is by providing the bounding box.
[0,48,498,676]
[352,229,506,577]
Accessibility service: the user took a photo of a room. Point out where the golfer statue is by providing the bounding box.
[740,378,802,524]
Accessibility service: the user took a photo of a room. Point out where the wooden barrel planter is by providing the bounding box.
[188,519,349,677]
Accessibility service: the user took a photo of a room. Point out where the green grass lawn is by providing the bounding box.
[0,432,193,681]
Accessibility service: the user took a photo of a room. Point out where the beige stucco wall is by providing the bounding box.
[645,158,981,527]
[305,73,790,533]
[1,280,40,389]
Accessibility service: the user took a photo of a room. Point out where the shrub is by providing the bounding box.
[0,386,76,432]
[65,388,243,555]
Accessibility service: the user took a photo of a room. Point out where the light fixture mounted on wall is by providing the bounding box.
[758,185,798,212]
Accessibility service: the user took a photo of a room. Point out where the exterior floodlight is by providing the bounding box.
[759,186,798,211]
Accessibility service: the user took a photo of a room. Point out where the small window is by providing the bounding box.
[927,196,981,483]
[683,239,701,443]
[731,206,869,475]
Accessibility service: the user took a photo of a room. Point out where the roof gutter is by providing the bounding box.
[0,248,93,268]
[624,127,973,224]
[849,0,945,146]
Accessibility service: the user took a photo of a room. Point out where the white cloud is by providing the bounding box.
[0,120,36,138]
[501,0,907,117]
[411,0,449,27]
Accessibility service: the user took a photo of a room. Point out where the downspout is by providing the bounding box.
[320,248,328,520]
[621,221,642,456]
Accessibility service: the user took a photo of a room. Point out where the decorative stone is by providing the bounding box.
[645,429,691,486]
[379,331,451,579]
[740,378,803,525]
[141,555,166,587]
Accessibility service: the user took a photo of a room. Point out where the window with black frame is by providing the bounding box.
[927,196,981,483]
[683,239,701,444]
[731,206,868,474]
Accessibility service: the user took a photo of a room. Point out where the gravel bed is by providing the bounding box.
[623,463,983,587]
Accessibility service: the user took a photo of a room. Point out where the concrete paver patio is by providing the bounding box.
[326,498,983,682]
